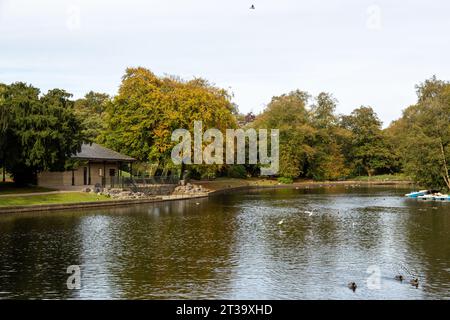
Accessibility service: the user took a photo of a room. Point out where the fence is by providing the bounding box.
[104,175,180,192]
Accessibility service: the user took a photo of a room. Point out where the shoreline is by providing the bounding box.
[207,179,413,194]
[0,180,413,214]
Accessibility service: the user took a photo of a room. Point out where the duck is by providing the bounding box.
[348,282,357,292]
[394,275,404,282]
[410,278,419,288]
[278,219,285,225]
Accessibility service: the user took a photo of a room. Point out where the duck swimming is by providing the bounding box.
[410,278,419,288]
[395,275,404,282]
[348,282,357,292]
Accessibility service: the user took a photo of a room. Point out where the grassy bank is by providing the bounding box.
[192,177,281,191]
[0,182,55,195]
[0,192,110,207]
[351,174,411,182]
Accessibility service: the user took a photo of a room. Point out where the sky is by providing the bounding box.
[1,0,450,126]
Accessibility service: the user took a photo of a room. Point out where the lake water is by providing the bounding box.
[0,186,449,300]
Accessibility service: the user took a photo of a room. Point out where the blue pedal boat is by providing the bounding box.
[405,190,429,198]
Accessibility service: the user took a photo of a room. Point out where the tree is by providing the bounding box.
[390,77,450,189]
[307,93,350,180]
[0,83,9,171]
[341,106,395,177]
[1,83,85,185]
[253,90,315,178]
[101,67,237,176]
[74,91,110,142]
[310,92,338,130]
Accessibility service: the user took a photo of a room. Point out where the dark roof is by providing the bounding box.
[72,143,136,162]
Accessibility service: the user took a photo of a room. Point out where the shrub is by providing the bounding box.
[277,176,294,184]
[227,165,247,179]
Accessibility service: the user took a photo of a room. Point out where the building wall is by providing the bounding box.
[37,162,120,187]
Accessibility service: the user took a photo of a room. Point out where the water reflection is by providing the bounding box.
[0,186,449,299]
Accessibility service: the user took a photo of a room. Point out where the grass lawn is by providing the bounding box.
[0,182,56,195]
[0,192,111,207]
[351,174,411,182]
[193,177,293,191]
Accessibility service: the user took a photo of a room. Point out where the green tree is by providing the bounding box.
[341,106,395,177]
[0,83,9,169]
[308,93,350,180]
[253,90,315,178]
[390,77,450,189]
[101,67,237,175]
[1,83,85,185]
[74,91,110,141]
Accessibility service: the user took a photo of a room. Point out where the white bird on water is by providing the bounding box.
[305,210,314,216]
[278,219,285,225]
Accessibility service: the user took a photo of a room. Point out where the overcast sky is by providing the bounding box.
[1,0,450,126]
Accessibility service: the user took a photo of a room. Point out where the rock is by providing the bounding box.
[172,183,209,195]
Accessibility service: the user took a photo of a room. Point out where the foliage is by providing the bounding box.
[101,67,237,177]
[308,93,351,180]
[227,165,248,179]
[388,76,450,189]
[253,90,315,179]
[0,83,85,185]
[253,91,351,180]
[4,71,450,188]
[74,91,110,141]
[340,106,396,177]
[277,176,293,184]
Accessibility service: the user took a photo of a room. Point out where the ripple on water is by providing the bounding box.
[0,186,449,299]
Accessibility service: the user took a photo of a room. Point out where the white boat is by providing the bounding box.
[418,194,435,201]
[433,194,450,201]
[406,190,429,198]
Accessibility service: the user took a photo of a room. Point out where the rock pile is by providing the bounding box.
[82,187,150,200]
[173,183,209,195]
[81,183,208,199]
[102,189,149,199]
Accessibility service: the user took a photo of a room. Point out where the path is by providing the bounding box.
[0,190,81,198]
